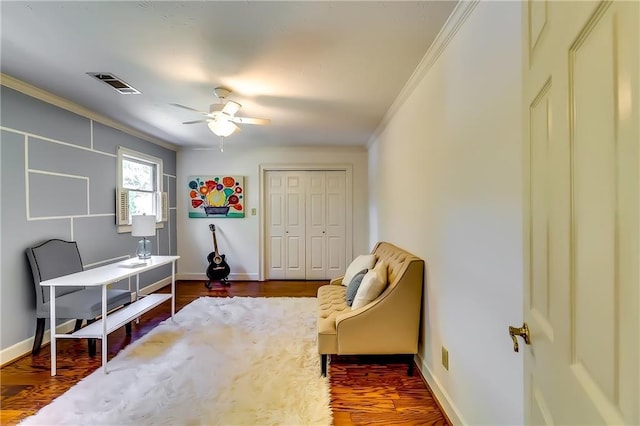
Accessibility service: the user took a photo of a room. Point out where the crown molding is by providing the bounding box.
[0,73,179,152]
[367,0,480,148]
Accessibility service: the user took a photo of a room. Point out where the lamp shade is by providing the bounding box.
[131,214,156,237]
[208,120,238,137]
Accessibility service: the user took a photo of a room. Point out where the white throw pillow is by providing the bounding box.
[351,261,388,309]
[342,254,376,286]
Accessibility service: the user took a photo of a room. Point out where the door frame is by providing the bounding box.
[258,163,353,281]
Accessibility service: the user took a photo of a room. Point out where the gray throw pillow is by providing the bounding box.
[346,269,368,306]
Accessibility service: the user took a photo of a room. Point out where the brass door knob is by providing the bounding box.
[508,322,531,352]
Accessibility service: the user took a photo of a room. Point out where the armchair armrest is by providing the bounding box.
[330,276,344,286]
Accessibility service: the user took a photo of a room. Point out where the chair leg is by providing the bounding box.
[321,354,328,377]
[32,318,46,355]
[87,319,97,357]
[124,302,132,336]
[407,354,414,376]
[73,319,83,332]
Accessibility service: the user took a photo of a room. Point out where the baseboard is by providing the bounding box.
[177,272,260,281]
[1,276,173,367]
[414,353,466,426]
[0,319,75,367]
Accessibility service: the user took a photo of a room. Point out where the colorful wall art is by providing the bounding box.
[188,175,244,218]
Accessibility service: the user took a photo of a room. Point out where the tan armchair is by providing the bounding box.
[317,242,424,376]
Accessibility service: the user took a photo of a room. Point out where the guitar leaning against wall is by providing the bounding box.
[205,224,231,289]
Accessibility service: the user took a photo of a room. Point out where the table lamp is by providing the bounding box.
[131,214,155,259]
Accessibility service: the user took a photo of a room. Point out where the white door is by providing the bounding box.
[523,1,638,424]
[266,170,347,280]
[306,171,346,280]
[284,172,306,279]
[324,171,346,279]
[306,171,327,280]
[266,171,286,279]
[266,171,306,279]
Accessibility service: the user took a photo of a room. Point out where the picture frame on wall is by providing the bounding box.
[188,175,245,218]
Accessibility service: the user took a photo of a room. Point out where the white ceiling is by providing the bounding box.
[1,1,457,149]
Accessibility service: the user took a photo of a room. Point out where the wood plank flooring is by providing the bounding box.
[0,281,449,425]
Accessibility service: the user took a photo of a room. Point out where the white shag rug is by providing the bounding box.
[22,297,331,426]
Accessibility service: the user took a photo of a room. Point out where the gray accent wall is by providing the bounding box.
[0,86,177,351]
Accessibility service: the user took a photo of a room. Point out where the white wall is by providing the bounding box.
[177,145,369,280]
[368,1,523,425]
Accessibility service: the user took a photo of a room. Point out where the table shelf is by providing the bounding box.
[70,294,172,338]
[41,255,179,375]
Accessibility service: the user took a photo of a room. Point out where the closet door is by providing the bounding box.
[306,171,346,280]
[266,171,305,279]
[267,169,346,280]
[284,172,306,279]
[324,171,346,279]
[306,172,327,279]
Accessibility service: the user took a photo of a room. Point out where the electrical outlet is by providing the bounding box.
[251,208,257,216]
[441,346,449,370]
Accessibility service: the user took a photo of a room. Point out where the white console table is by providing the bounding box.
[39,255,180,376]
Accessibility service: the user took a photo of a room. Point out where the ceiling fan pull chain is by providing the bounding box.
[219,136,224,153]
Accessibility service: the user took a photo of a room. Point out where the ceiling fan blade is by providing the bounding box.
[170,103,208,114]
[231,116,271,125]
[221,100,241,116]
[182,119,210,125]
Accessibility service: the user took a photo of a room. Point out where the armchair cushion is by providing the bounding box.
[345,269,367,306]
[317,285,350,354]
[342,254,376,286]
[352,261,388,310]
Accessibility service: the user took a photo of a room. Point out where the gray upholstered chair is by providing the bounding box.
[26,239,132,356]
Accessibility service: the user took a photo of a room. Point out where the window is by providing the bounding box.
[116,147,165,230]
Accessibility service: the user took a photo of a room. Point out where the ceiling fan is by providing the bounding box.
[171,87,270,137]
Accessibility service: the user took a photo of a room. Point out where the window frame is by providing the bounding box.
[116,146,164,233]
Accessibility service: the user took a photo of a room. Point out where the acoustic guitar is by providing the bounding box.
[205,224,231,288]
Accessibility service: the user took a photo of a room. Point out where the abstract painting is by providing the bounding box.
[188,175,244,218]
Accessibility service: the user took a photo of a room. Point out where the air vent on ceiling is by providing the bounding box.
[87,72,141,95]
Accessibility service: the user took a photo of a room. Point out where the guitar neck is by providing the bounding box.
[212,229,220,254]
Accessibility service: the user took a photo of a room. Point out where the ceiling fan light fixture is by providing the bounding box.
[214,87,232,99]
[173,86,268,137]
[208,120,238,137]
[222,100,242,116]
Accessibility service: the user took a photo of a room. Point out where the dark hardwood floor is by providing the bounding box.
[0,280,449,425]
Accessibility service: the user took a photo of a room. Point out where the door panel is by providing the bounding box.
[286,236,302,269]
[270,237,283,269]
[573,19,618,395]
[267,173,285,279]
[308,236,324,270]
[305,171,347,279]
[327,236,343,274]
[285,174,305,279]
[325,171,346,278]
[306,172,326,279]
[529,79,553,341]
[524,1,638,424]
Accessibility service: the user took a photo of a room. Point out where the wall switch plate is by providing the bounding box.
[442,346,449,370]
[251,208,257,216]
